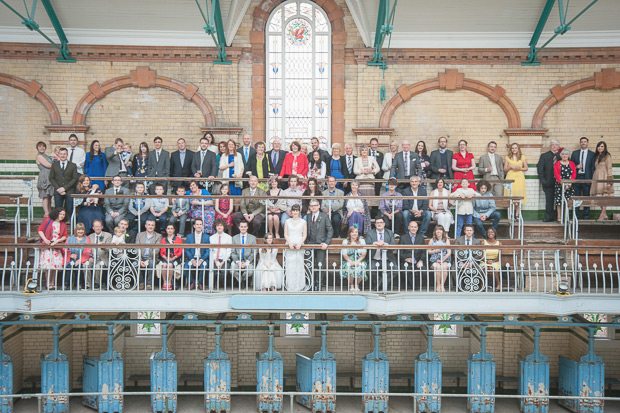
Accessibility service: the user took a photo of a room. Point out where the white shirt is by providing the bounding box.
[311,213,319,223]
[69,146,86,174]
[488,152,498,176]
[410,188,419,211]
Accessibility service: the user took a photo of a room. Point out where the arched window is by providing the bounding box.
[266,0,331,151]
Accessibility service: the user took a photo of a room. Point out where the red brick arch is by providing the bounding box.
[250,0,346,144]
[379,69,521,129]
[0,73,61,124]
[72,66,216,127]
[532,68,620,128]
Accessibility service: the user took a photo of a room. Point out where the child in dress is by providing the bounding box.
[254,233,283,291]
[450,178,480,237]
[111,227,126,245]
[170,185,190,235]
[121,143,133,177]
[215,184,234,235]
[52,146,62,162]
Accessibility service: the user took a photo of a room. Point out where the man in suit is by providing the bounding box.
[104,175,130,231]
[184,218,211,290]
[267,137,288,178]
[238,133,256,167]
[429,136,454,182]
[170,138,195,191]
[365,216,398,291]
[147,136,170,193]
[135,219,163,290]
[306,199,333,291]
[232,175,266,235]
[105,138,130,185]
[454,224,481,270]
[322,176,345,238]
[399,220,426,280]
[209,219,233,289]
[369,138,385,201]
[390,139,422,190]
[537,140,561,222]
[49,147,79,217]
[67,134,86,174]
[477,141,505,197]
[570,136,596,219]
[309,136,330,164]
[402,176,432,236]
[191,136,218,187]
[87,219,112,289]
[343,143,357,194]
[230,220,257,286]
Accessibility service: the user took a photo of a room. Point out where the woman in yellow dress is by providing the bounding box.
[504,143,528,219]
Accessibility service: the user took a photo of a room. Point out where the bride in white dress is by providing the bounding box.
[284,204,309,291]
[255,233,284,291]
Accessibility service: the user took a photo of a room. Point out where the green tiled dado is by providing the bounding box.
[0,160,37,164]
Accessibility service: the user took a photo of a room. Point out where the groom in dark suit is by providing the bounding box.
[305,199,333,291]
[49,147,79,217]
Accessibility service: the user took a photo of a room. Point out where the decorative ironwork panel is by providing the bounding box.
[108,248,139,291]
[456,249,487,292]
[266,0,331,151]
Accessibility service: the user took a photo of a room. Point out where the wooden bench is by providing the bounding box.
[127,374,150,388]
[179,373,203,387]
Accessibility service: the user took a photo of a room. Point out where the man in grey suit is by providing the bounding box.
[365,216,398,291]
[322,176,345,238]
[477,141,505,197]
[230,220,257,286]
[306,199,333,291]
[135,219,163,290]
[104,175,130,232]
[429,136,454,181]
[390,139,422,190]
[147,136,170,193]
[87,219,112,289]
[105,138,130,185]
[191,136,218,188]
[232,175,266,235]
[454,224,481,269]
[266,137,288,178]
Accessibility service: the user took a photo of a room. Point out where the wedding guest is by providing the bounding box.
[209,219,232,289]
[280,175,303,228]
[537,139,561,222]
[380,178,403,234]
[131,142,149,179]
[554,149,576,223]
[399,220,426,275]
[192,136,219,189]
[307,150,326,182]
[302,177,322,216]
[214,183,234,235]
[415,140,431,188]
[591,141,614,220]
[266,137,288,178]
[452,139,476,190]
[147,183,170,233]
[429,178,453,233]
[219,139,244,196]
[344,180,371,235]
[120,143,133,177]
[353,145,380,206]
[237,133,256,168]
[169,185,190,235]
[369,138,385,198]
[64,222,91,290]
[478,141,505,197]
[35,141,55,217]
[49,147,79,216]
[75,175,105,234]
[402,175,432,236]
[429,136,453,181]
[38,208,68,290]
[309,136,330,164]
[473,180,501,238]
[343,143,357,194]
[66,134,86,174]
[232,175,266,236]
[390,139,422,190]
[266,176,286,238]
[84,140,108,190]
[504,143,528,218]
[381,140,399,189]
[185,218,210,290]
[231,220,257,286]
[187,181,216,235]
[451,178,479,237]
[246,141,272,191]
[105,138,130,183]
[170,138,195,191]
[280,140,309,191]
[135,219,163,290]
[203,132,218,153]
[341,226,367,292]
[570,137,596,219]
[326,143,348,190]
[365,216,398,291]
[322,176,345,238]
[429,225,451,292]
[158,223,183,290]
[482,228,503,291]
[103,175,130,231]
[126,182,151,232]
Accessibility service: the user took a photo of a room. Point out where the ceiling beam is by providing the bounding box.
[368,0,397,68]
[195,0,231,64]
[225,0,251,47]
[345,0,372,47]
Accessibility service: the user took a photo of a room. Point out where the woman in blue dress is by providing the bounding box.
[83,140,108,190]
[186,181,216,234]
[76,175,105,234]
[326,143,347,189]
[218,140,244,196]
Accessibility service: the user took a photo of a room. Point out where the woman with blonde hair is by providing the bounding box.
[503,142,528,218]
[429,225,451,292]
[218,139,244,196]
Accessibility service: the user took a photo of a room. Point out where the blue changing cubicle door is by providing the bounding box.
[41,325,69,413]
[296,324,336,413]
[257,324,283,413]
[558,328,604,413]
[467,326,495,413]
[150,324,177,413]
[204,323,230,413]
[415,325,442,413]
[518,326,549,413]
[362,324,389,413]
[0,326,13,413]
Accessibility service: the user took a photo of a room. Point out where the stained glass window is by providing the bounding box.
[285,312,310,336]
[266,0,331,151]
[433,313,458,337]
[583,313,609,339]
[137,311,161,336]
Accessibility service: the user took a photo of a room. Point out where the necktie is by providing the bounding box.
[313,215,316,224]
[61,162,65,172]
[245,147,248,162]
[379,232,383,241]
[466,239,470,245]
[200,151,205,170]
[114,188,118,195]
[580,151,585,173]
[70,149,74,162]
[405,152,409,176]
[216,235,221,261]
[272,151,278,166]
[119,154,126,172]
[156,151,160,163]
[347,156,352,173]
[241,235,245,260]
[180,151,185,167]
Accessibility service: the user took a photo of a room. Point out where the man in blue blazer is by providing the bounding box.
[184,218,210,289]
[402,176,432,236]
[570,137,596,219]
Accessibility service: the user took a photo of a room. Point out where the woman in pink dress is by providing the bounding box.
[280,140,309,191]
[215,183,234,235]
[451,139,477,191]
[38,208,68,290]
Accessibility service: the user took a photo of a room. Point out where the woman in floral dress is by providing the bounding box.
[341,226,367,292]
[187,181,216,234]
[38,208,68,290]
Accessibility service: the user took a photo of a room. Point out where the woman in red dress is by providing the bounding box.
[279,140,309,191]
[451,139,477,191]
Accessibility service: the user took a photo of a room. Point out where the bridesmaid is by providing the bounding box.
[214,184,234,235]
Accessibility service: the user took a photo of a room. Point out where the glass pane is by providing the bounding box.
[284,3,297,21]
[300,2,313,20]
[433,313,457,337]
[137,311,161,335]
[269,9,282,32]
[315,9,328,32]
[583,313,609,338]
[285,312,310,335]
